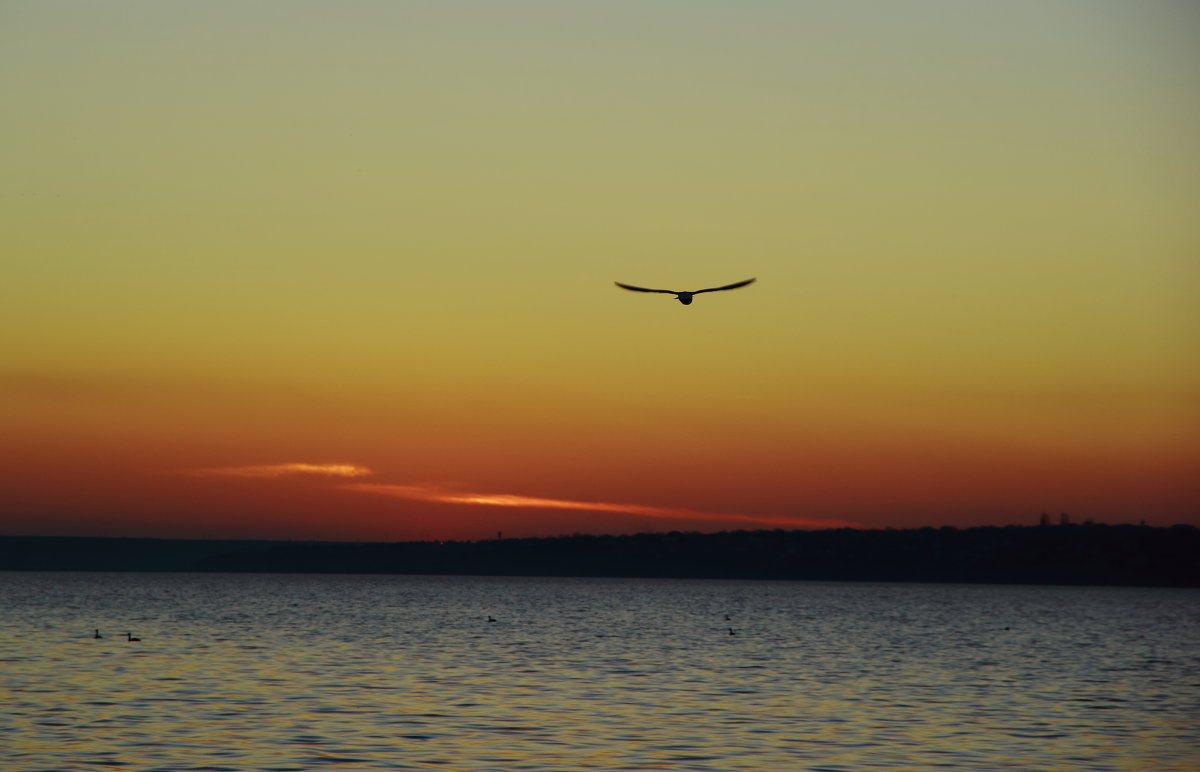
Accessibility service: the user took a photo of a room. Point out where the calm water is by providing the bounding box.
[1,573,1197,771]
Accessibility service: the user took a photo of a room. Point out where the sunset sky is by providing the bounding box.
[2,1,1197,541]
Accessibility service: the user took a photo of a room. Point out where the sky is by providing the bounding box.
[2,1,1197,541]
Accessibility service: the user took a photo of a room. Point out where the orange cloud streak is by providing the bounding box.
[188,462,373,479]
[347,483,859,530]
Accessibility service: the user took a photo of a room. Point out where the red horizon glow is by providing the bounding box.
[0,442,1194,542]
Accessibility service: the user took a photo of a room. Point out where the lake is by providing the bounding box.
[2,572,1197,771]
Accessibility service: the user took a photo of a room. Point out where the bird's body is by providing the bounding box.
[93,629,102,639]
[126,632,140,642]
[615,278,755,305]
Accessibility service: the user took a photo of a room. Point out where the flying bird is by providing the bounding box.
[614,278,755,305]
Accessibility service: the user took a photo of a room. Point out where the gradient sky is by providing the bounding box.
[2,1,1197,541]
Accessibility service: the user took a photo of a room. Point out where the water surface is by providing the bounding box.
[2,573,1197,770]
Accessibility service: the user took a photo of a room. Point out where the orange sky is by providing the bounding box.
[2,2,1197,541]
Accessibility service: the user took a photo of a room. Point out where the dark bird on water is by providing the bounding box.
[614,278,755,305]
[126,632,140,642]
[93,629,102,639]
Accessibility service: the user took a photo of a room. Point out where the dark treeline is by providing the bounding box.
[0,537,285,573]
[2,524,1198,586]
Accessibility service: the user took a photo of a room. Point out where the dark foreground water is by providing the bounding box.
[1,573,1197,771]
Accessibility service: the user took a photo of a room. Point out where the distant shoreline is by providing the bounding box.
[2,524,1197,587]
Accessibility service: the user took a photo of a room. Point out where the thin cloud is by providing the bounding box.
[348,483,859,530]
[189,462,373,479]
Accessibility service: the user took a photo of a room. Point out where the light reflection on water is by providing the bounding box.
[2,572,1197,771]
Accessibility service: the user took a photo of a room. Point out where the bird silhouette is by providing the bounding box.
[126,632,140,642]
[93,629,102,639]
[614,278,755,305]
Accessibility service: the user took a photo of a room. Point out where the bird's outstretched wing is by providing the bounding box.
[615,282,677,294]
[692,278,756,294]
